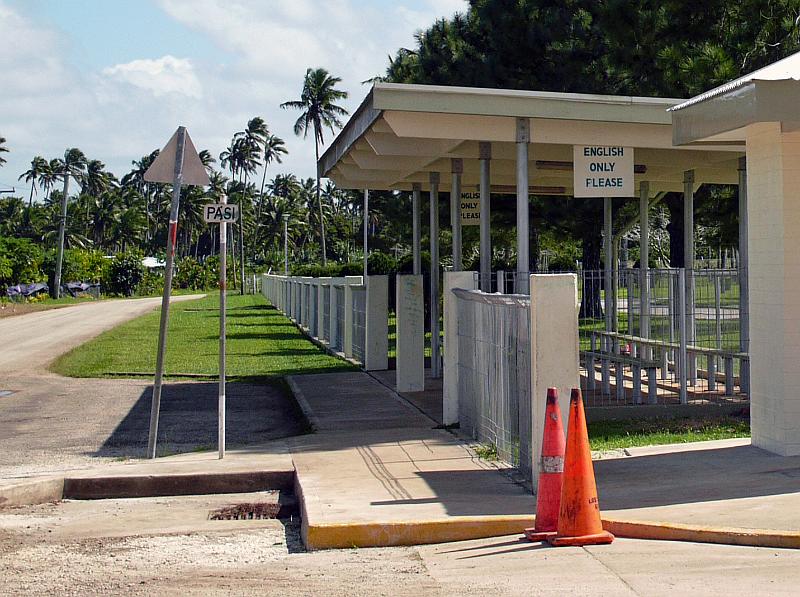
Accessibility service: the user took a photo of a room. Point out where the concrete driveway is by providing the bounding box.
[0,296,304,479]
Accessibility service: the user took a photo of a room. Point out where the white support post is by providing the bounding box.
[529,274,580,494]
[412,183,422,276]
[684,170,696,383]
[479,141,492,292]
[396,274,425,392]
[363,189,369,278]
[639,181,650,349]
[430,172,442,378]
[738,157,749,394]
[604,197,613,336]
[451,159,463,271]
[443,271,476,425]
[516,118,530,293]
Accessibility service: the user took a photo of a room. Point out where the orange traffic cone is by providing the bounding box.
[524,388,566,541]
[548,388,614,547]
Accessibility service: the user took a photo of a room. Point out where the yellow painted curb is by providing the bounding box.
[305,515,535,550]
[603,517,800,549]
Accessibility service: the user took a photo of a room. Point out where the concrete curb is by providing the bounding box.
[304,515,535,550]
[602,517,800,549]
[286,376,321,432]
[0,477,64,508]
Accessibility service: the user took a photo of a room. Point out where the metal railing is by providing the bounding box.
[321,285,331,344]
[351,286,367,363]
[334,285,345,352]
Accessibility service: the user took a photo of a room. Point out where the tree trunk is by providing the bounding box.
[315,139,327,265]
[664,192,684,267]
[579,215,604,319]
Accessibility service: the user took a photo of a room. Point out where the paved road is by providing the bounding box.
[0,296,202,375]
[0,296,304,479]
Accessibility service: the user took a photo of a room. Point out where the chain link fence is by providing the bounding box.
[453,288,533,481]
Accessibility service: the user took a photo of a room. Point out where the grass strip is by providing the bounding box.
[588,415,749,451]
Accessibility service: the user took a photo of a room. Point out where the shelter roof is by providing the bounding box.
[320,83,743,194]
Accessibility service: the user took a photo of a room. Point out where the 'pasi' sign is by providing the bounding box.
[203,203,239,223]
[573,146,634,197]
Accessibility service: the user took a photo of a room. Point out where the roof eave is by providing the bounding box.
[318,87,381,179]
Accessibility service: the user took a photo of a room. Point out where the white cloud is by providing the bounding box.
[0,0,467,194]
[103,56,203,99]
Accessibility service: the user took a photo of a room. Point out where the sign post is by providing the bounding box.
[203,198,238,459]
[144,126,210,459]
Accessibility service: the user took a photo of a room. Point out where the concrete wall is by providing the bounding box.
[443,271,477,425]
[745,122,800,455]
[365,275,389,371]
[396,274,425,391]
[529,274,580,490]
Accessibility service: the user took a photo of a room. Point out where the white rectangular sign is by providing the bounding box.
[573,146,634,197]
[203,203,239,223]
[460,191,480,226]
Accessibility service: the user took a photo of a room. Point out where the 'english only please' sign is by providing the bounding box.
[573,146,634,198]
[460,191,480,226]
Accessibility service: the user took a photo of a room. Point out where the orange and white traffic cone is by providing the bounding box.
[548,388,614,547]
[524,387,565,542]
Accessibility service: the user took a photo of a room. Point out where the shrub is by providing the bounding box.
[107,252,145,296]
[0,237,45,286]
[175,256,215,290]
[367,252,397,275]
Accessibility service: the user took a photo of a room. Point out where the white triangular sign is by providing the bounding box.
[144,127,211,186]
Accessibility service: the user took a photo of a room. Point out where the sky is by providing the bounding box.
[0,0,466,197]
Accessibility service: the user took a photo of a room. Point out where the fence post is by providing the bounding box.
[343,276,361,359]
[364,275,388,371]
[626,270,634,336]
[714,272,723,372]
[678,269,689,404]
[443,272,477,425]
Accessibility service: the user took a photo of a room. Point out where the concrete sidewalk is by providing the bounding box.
[288,371,800,549]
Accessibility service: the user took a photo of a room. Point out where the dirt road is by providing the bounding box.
[0,295,203,375]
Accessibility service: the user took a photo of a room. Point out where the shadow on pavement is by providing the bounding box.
[96,381,306,458]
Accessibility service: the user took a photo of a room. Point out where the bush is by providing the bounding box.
[0,237,45,286]
[136,269,164,296]
[367,252,397,275]
[175,257,215,290]
[107,252,145,296]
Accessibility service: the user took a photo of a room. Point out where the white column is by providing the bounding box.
[365,275,388,371]
[604,197,613,335]
[443,271,476,425]
[743,122,800,455]
[639,181,650,341]
[430,172,442,378]
[516,118,530,293]
[479,141,492,292]
[738,157,749,393]
[529,273,579,493]
[412,183,422,275]
[684,170,696,381]
[451,159,463,271]
[363,188,369,278]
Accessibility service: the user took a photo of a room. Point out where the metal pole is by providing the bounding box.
[684,170,696,381]
[639,181,650,355]
[283,215,289,275]
[450,159,463,271]
[239,200,245,296]
[479,142,492,291]
[678,268,688,404]
[430,172,441,378]
[604,197,613,336]
[516,118,530,294]
[147,126,186,459]
[53,173,70,299]
[363,189,369,278]
[412,183,421,275]
[219,194,227,459]
[738,157,750,394]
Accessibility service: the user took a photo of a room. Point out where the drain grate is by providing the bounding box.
[209,502,281,520]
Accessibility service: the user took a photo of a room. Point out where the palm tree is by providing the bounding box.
[19,156,49,207]
[281,67,349,265]
[0,136,8,167]
[53,148,88,297]
[258,134,288,201]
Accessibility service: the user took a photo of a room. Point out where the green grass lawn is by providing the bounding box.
[51,293,356,381]
[588,415,749,451]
